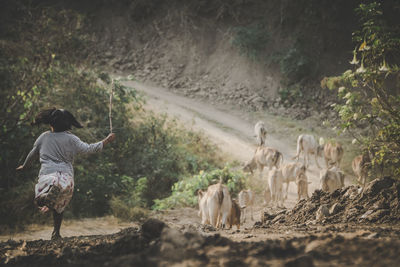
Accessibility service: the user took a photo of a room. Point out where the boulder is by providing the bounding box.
[141,218,167,239]
[316,205,330,221]
[329,203,343,215]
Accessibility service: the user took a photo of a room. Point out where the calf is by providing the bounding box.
[268,167,284,208]
[225,199,241,230]
[281,162,307,200]
[323,142,344,168]
[292,134,323,169]
[238,189,254,223]
[320,167,345,193]
[352,154,370,192]
[254,121,267,146]
[296,171,310,200]
[243,146,283,179]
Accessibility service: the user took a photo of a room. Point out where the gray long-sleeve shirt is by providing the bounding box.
[23,131,103,177]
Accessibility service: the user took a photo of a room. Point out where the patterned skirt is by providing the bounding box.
[35,172,74,214]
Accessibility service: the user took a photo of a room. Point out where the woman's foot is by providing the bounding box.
[39,206,49,213]
[51,231,61,240]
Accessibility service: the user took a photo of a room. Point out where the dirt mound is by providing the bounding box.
[262,177,400,225]
[3,218,400,266]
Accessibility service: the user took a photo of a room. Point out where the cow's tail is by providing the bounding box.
[260,127,267,146]
[217,178,224,206]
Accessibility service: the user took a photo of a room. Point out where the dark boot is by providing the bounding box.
[51,210,63,240]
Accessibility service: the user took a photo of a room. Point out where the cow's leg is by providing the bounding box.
[242,208,247,223]
[284,182,290,200]
[325,157,329,168]
[263,187,271,206]
[221,211,229,229]
[304,151,310,168]
[315,153,321,169]
[258,165,264,180]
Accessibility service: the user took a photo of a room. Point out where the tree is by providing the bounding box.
[326,1,400,177]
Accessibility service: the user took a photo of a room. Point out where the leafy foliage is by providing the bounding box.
[152,166,248,210]
[0,1,222,230]
[231,23,270,61]
[280,47,314,84]
[325,1,400,178]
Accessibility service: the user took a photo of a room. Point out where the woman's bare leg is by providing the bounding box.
[51,210,63,240]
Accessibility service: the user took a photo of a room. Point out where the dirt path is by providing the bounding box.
[126,80,324,208]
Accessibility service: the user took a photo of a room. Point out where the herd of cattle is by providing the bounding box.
[197,121,370,230]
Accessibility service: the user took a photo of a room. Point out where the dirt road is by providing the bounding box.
[126,80,324,207]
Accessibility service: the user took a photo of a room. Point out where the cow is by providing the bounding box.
[238,189,254,223]
[222,199,241,230]
[352,154,370,193]
[281,162,307,200]
[320,167,345,193]
[198,181,232,228]
[268,167,284,208]
[197,189,209,225]
[254,121,267,146]
[296,170,310,200]
[292,134,323,169]
[323,142,344,168]
[243,146,283,179]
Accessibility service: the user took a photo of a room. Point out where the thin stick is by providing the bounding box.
[109,78,114,133]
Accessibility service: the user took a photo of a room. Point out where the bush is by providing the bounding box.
[280,47,313,83]
[152,166,248,210]
[326,2,400,179]
[231,23,270,61]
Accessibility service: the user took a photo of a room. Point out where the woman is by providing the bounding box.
[16,108,116,240]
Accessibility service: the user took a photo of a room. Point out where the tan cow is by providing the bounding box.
[296,171,310,200]
[352,154,370,192]
[197,189,209,225]
[254,121,267,146]
[268,167,284,208]
[323,142,344,168]
[320,167,345,193]
[293,134,324,168]
[243,146,283,179]
[199,181,232,228]
[238,189,254,223]
[281,162,307,200]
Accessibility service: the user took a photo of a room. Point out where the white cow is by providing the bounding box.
[324,142,344,168]
[268,167,284,208]
[293,134,323,168]
[254,121,267,146]
[238,189,254,223]
[320,167,345,193]
[281,162,307,200]
[352,154,370,192]
[243,146,283,179]
[296,171,310,200]
[198,181,232,228]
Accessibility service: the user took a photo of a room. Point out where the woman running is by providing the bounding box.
[16,108,116,240]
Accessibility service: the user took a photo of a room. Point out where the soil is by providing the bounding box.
[1,80,399,266]
[2,218,400,267]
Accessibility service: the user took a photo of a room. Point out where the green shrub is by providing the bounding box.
[152,166,248,210]
[280,47,313,83]
[231,24,270,61]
